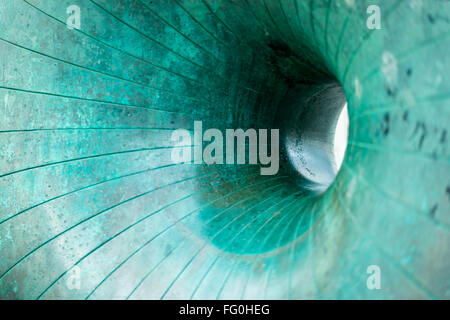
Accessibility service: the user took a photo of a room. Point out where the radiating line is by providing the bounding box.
[246,199,305,299]
[291,0,334,76]
[21,0,212,87]
[0,37,210,105]
[333,15,350,75]
[341,0,403,85]
[0,162,180,225]
[219,194,302,300]
[286,199,318,299]
[0,168,220,281]
[308,0,319,53]
[89,0,260,95]
[172,0,234,49]
[0,146,181,179]
[348,140,450,164]
[89,0,212,73]
[215,194,302,299]
[348,90,450,121]
[360,30,450,86]
[260,0,325,75]
[158,183,286,300]
[39,172,269,299]
[305,201,322,299]
[20,0,259,97]
[323,0,333,61]
[38,191,196,300]
[84,169,262,299]
[136,0,225,63]
[342,163,450,230]
[334,185,437,300]
[0,127,186,134]
[85,175,283,300]
[125,239,186,300]
[189,184,286,300]
[0,85,196,116]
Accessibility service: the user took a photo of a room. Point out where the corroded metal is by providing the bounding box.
[0,0,449,299]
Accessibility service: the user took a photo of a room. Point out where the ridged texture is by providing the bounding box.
[0,0,449,299]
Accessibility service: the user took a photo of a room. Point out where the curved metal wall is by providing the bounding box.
[0,0,449,299]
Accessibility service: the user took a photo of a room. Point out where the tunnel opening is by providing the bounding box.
[0,0,448,300]
[260,30,351,195]
[275,78,349,195]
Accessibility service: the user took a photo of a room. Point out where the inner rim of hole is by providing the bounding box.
[276,81,349,194]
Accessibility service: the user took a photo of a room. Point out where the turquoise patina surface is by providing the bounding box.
[0,0,449,299]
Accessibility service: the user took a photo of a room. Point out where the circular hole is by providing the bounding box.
[333,102,349,173]
[277,82,349,194]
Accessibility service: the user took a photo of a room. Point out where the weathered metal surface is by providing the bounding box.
[0,0,449,299]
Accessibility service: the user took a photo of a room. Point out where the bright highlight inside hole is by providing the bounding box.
[333,103,349,172]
